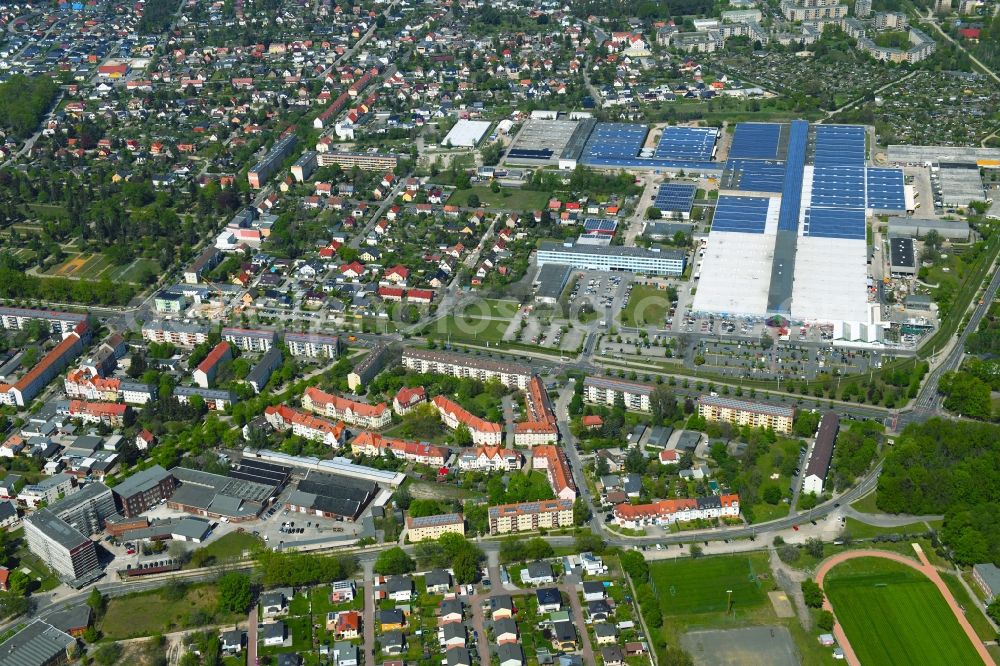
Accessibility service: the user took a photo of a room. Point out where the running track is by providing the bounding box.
[814,547,994,666]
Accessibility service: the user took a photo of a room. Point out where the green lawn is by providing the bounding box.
[824,557,983,666]
[101,585,242,640]
[447,186,551,210]
[843,517,932,539]
[620,285,671,328]
[184,531,262,568]
[434,314,508,344]
[850,493,880,514]
[650,553,770,616]
[114,258,160,284]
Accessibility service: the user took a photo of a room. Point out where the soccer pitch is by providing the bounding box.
[650,554,770,615]
[824,558,983,666]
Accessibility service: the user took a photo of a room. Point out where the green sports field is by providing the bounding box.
[650,554,770,616]
[824,558,982,666]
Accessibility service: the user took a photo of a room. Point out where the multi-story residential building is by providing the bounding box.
[432,396,503,446]
[285,332,340,359]
[154,291,187,314]
[291,151,317,182]
[222,327,276,352]
[780,0,848,20]
[247,347,283,394]
[402,349,533,390]
[183,246,222,284]
[613,495,741,528]
[532,445,577,501]
[857,27,936,63]
[0,307,86,335]
[351,431,449,467]
[193,342,232,388]
[248,134,298,188]
[696,395,795,434]
[65,369,120,401]
[405,513,465,542]
[458,446,522,472]
[392,386,427,415]
[120,381,157,405]
[537,242,686,276]
[348,343,394,392]
[141,320,210,348]
[0,325,87,407]
[47,481,117,536]
[66,400,129,426]
[582,376,653,412]
[302,387,391,429]
[111,465,177,518]
[874,10,907,29]
[488,499,574,535]
[18,474,76,509]
[514,376,558,446]
[24,509,101,584]
[802,412,839,495]
[265,405,346,447]
[316,150,399,171]
[855,0,872,16]
[174,386,235,410]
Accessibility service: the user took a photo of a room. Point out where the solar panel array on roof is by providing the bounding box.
[810,166,866,209]
[729,123,783,160]
[812,125,866,167]
[583,218,618,234]
[726,158,786,192]
[654,183,697,212]
[582,123,648,160]
[804,208,866,240]
[866,168,906,210]
[654,126,718,161]
[777,120,809,232]
[712,195,771,234]
[506,148,553,160]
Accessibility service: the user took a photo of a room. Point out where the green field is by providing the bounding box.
[447,186,551,210]
[843,517,933,539]
[434,314,509,343]
[620,285,671,327]
[651,554,770,616]
[100,584,242,639]
[824,557,983,666]
[939,571,998,642]
[184,531,262,568]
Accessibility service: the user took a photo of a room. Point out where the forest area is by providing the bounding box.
[0,75,57,139]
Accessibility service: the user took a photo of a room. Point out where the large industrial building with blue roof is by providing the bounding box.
[509,116,910,342]
[693,121,907,342]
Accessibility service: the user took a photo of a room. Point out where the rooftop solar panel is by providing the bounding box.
[583,218,618,233]
[866,168,906,210]
[726,158,785,192]
[812,125,866,167]
[804,207,866,240]
[777,120,809,232]
[810,166,866,208]
[654,183,697,212]
[712,195,771,234]
[729,123,783,160]
[654,126,719,161]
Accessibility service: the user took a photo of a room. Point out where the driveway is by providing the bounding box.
[246,606,257,666]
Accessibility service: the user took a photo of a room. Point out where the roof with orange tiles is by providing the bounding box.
[68,400,127,417]
[304,386,388,418]
[432,395,502,434]
[531,445,576,495]
[524,375,556,426]
[14,329,84,392]
[613,494,740,520]
[265,404,346,439]
[394,386,426,407]
[197,341,232,374]
[351,431,448,460]
[67,369,121,391]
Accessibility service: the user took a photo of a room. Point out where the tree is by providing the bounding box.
[94,643,123,666]
[645,206,663,219]
[802,579,825,608]
[574,532,606,555]
[573,497,591,526]
[374,547,414,575]
[762,485,782,505]
[689,543,704,558]
[466,193,480,208]
[778,545,800,564]
[452,548,480,585]
[620,550,649,582]
[650,385,678,425]
[804,537,824,558]
[217,572,252,614]
[7,570,30,597]
[87,587,106,616]
[988,599,1000,625]
[817,609,835,631]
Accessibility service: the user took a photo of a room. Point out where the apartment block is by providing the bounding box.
[302,387,391,429]
[24,509,101,584]
[488,499,574,535]
[402,348,532,391]
[582,376,653,412]
[405,512,464,543]
[285,332,340,358]
[696,395,795,434]
[222,327,277,352]
[141,320,210,347]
